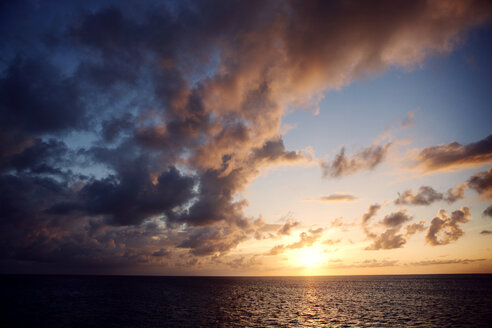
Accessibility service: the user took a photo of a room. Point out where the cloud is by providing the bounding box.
[363,209,423,250]
[303,193,357,202]
[411,258,485,266]
[277,220,300,236]
[323,238,341,246]
[401,109,417,128]
[483,205,492,218]
[266,228,324,255]
[152,248,171,257]
[52,165,196,226]
[330,217,344,228]
[415,135,492,173]
[366,210,413,250]
[405,221,427,236]
[330,259,399,268]
[362,204,381,225]
[266,244,287,256]
[381,210,413,228]
[360,204,381,238]
[365,228,407,250]
[178,225,248,256]
[1,0,491,272]
[425,207,471,246]
[444,184,467,203]
[321,143,391,178]
[287,228,324,249]
[480,230,492,235]
[0,58,87,136]
[467,167,492,199]
[395,185,465,206]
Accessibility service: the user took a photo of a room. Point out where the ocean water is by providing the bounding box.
[1,274,491,327]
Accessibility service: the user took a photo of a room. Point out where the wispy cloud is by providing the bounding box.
[411,258,486,266]
[330,259,399,268]
[401,109,418,128]
[321,143,391,178]
[303,193,357,203]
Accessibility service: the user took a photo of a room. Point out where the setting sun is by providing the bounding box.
[296,247,325,267]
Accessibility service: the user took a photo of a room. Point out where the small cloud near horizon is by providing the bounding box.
[303,193,358,203]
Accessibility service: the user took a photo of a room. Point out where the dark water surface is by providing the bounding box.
[1,274,492,327]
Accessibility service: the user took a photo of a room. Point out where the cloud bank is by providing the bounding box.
[1,0,491,272]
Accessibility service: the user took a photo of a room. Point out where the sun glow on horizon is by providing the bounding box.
[295,247,325,268]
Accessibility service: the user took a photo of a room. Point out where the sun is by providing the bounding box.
[296,247,325,267]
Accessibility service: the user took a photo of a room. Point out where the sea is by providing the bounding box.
[1,274,491,327]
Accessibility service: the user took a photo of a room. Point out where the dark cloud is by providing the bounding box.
[251,138,306,165]
[152,248,171,257]
[467,167,492,199]
[0,138,72,175]
[304,193,357,202]
[101,114,135,142]
[426,207,471,246]
[416,135,492,173]
[480,230,492,235]
[0,58,87,136]
[483,205,492,218]
[76,166,195,226]
[381,210,413,228]
[395,185,465,206]
[321,143,391,178]
[178,225,247,256]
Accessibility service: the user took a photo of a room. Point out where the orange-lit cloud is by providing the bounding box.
[266,228,324,256]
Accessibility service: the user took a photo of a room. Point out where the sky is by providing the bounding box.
[0,0,491,276]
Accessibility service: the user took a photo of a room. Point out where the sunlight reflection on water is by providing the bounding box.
[2,275,492,327]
